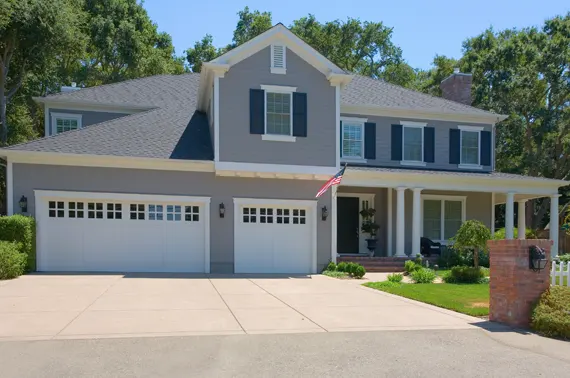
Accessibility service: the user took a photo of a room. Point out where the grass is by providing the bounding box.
[364,281,490,317]
[434,267,490,277]
[322,270,349,279]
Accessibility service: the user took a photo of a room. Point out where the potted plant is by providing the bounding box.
[360,208,380,257]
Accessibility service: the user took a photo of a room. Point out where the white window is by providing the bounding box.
[51,113,82,135]
[48,201,65,218]
[341,117,368,161]
[401,122,426,166]
[87,202,104,219]
[260,85,296,142]
[106,203,122,220]
[270,45,286,74]
[166,205,182,221]
[422,196,466,243]
[130,204,145,220]
[459,125,483,168]
[185,206,200,222]
[148,204,164,221]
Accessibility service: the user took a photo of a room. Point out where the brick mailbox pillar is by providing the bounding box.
[488,239,552,328]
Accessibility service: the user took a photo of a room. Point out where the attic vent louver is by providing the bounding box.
[271,45,286,74]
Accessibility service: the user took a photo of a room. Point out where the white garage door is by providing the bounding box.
[36,191,210,273]
[234,198,317,274]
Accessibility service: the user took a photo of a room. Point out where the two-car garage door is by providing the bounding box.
[36,191,210,273]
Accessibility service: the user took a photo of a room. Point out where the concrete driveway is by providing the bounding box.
[0,274,483,340]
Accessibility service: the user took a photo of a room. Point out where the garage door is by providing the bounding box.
[36,191,210,273]
[234,198,316,274]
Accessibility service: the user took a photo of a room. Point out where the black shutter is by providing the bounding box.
[292,92,307,137]
[339,121,343,158]
[250,89,264,134]
[424,127,435,163]
[391,124,403,161]
[480,130,492,166]
[364,122,376,160]
[449,129,461,164]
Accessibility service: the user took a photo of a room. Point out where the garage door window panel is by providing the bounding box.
[167,205,182,221]
[87,202,104,219]
[68,202,84,218]
[130,204,145,220]
[185,206,199,222]
[148,204,164,221]
[276,209,290,224]
[292,209,306,224]
[243,207,257,223]
[107,203,122,219]
[260,208,274,224]
[48,201,65,218]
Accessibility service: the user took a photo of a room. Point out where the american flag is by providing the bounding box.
[315,165,346,198]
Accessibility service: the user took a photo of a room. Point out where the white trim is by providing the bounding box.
[233,197,318,273]
[270,44,286,75]
[6,160,13,215]
[341,158,367,164]
[34,190,212,273]
[550,194,561,257]
[387,188,393,256]
[335,85,341,169]
[421,194,467,244]
[517,199,527,240]
[5,150,215,173]
[51,112,83,135]
[412,188,423,256]
[458,125,484,132]
[261,135,296,142]
[214,75,221,162]
[34,98,153,112]
[401,123,425,165]
[337,192,376,254]
[341,116,368,123]
[395,187,406,256]
[491,192,495,235]
[214,162,335,177]
[331,186,338,263]
[341,120,365,160]
[459,127,481,166]
[260,84,297,93]
[342,104,507,124]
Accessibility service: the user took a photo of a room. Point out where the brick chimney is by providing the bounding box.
[440,68,472,105]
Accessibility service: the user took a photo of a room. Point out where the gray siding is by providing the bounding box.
[219,47,336,167]
[48,108,129,136]
[342,114,493,172]
[13,164,332,273]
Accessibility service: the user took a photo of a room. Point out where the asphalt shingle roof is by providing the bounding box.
[342,75,498,117]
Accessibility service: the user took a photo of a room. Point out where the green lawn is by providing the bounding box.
[434,268,490,278]
[364,282,490,317]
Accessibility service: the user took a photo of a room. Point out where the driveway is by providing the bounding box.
[0,274,483,340]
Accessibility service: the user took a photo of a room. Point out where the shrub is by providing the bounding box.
[352,265,366,278]
[410,268,437,284]
[0,241,27,280]
[437,246,490,269]
[556,254,570,263]
[346,262,359,275]
[442,266,485,284]
[414,254,423,266]
[531,286,570,340]
[404,260,422,274]
[324,261,337,272]
[387,273,403,283]
[451,220,491,269]
[336,262,348,273]
[494,227,537,240]
[0,215,36,271]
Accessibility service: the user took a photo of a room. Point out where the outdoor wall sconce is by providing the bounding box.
[321,206,328,221]
[529,245,548,272]
[19,195,28,213]
[219,202,225,218]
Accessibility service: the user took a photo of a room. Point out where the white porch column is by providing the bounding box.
[396,187,406,256]
[331,186,338,263]
[412,188,423,256]
[517,200,527,240]
[491,193,495,235]
[6,160,13,216]
[387,188,393,256]
[550,194,560,257]
[505,192,515,239]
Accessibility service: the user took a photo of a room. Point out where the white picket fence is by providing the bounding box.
[551,261,570,286]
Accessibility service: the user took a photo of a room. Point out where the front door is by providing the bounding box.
[337,197,360,254]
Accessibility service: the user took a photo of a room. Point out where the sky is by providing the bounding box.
[143,0,569,70]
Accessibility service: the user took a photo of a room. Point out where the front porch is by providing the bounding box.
[332,166,565,262]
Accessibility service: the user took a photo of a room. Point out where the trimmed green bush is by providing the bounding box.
[345,262,359,275]
[352,265,366,278]
[437,246,490,268]
[0,241,27,280]
[387,273,403,283]
[336,262,348,273]
[494,227,537,240]
[404,260,422,274]
[410,268,437,284]
[442,266,485,284]
[324,261,337,272]
[531,286,570,340]
[0,215,36,271]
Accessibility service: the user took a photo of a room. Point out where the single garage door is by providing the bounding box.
[234,198,317,274]
[36,191,210,273]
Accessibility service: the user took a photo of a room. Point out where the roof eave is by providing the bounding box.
[33,97,156,111]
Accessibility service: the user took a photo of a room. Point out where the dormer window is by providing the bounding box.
[270,45,286,74]
[51,113,82,135]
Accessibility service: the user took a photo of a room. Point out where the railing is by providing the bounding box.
[551,261,570,287]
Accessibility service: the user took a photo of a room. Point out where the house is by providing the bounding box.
[1,24,566,274]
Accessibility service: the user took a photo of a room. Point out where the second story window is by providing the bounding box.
[403,124,424,163]
[459,126,482,167]
[342,122,364,159]
[266,92,292,135]
[51,113,82,135]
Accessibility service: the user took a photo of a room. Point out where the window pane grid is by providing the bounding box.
[403,127,423,161]
[461,131,479,165]
[266,92,291,135]
[342,123,363,158]
[56,117,79,134]
[423,199,463,241]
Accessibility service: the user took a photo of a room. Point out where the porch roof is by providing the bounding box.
[342,166,567,199]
